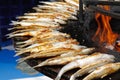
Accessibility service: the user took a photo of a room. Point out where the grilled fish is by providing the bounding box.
[70,59,115,80]
[61,48,95,57]
[83,62,120,80]
[55,53,115,80]
[15,39,80,56]
[17,48,75,63]
[33,54,87,68]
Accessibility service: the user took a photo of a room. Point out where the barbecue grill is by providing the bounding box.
[13,0,120,80]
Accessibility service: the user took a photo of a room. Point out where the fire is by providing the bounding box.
[92,5,119,51]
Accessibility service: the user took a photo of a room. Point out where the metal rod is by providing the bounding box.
[83,0,120,6]
[89,5,120,19]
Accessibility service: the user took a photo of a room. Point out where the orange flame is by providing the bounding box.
[92,5,118,48]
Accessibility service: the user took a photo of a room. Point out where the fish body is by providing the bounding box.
[33,54,87,68]
[39,2,78,10]
[15,39,80,56]
[60,48,94,57]
[65,0,79,7]
[11,21,59,27]
[16,35,70,48]
[16,16,38,19]
[70,59,115,80]
[36,5,77,15]
[83,62,120,80]
[55,53,115,80]
[21,18,66,24]
[16,34,70,47]
[8,29,69,38]
[17,48,75,63]
[24,12,77,20]
[17,38,77,50]
[8,30,43,38]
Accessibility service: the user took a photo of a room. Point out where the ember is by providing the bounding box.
[92,5,119,51]
[115,40,120,52]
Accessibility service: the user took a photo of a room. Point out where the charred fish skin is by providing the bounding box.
[55,53,115,80]
[70,59,115,80]
[83,62,120,80]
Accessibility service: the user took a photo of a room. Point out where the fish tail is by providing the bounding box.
[14,49,29,57]
[17,43,31,48]
[5,33,13,37]
[33,61,47,68]
[16,41,26,45]
[8,27,15,30]
[6,33,15,38]
[17,57,29,63]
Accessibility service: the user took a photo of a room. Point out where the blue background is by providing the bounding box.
[0,41,43,80]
